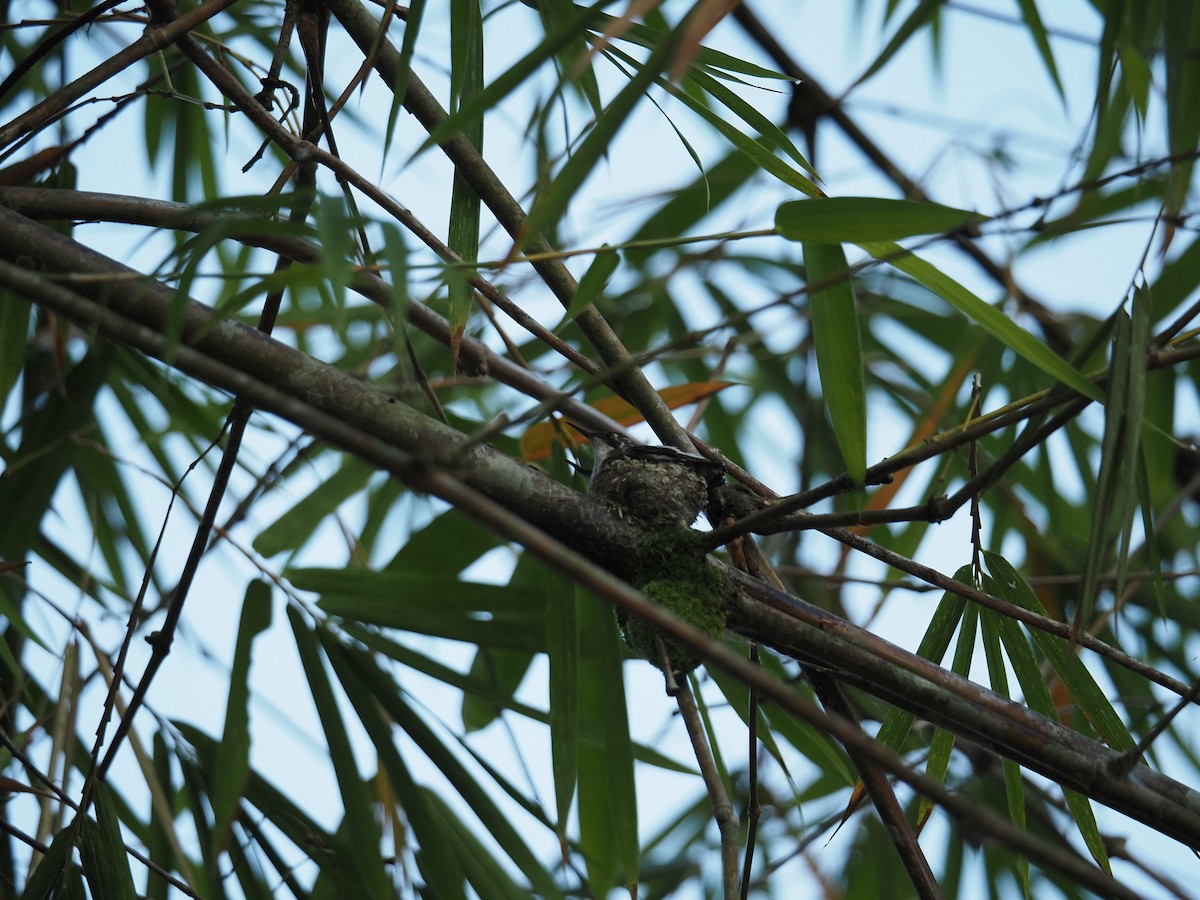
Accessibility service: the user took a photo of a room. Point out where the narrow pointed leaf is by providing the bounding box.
[253,455,375,557]
[778,197,987,243]
[323,636,565,897]
[546,536,582,843]
[577,593,638,894]
[804,242,866,483]
[20,824,79,899]
[211,579,273,854]
[80,785,137,900]
[860,241,1102,401]
[287,608,391,897]
[562,245,619,323]
[982,577,1110,870]
[521,26,678,249]
[984,553,1134,753]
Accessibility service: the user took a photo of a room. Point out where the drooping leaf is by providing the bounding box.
[210,579,273,854]
[804,241,866,483]
[577,592,638,895]
[80,785,138,900]
[287,608,392,897]
[778,197,987,243]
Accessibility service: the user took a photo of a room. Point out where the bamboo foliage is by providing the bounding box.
[0,3,1199,898]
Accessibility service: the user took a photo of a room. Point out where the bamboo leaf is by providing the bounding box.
[982,578,1110,870]
[561,244,619,323]
[20,824,81,899]
[604,42,820,199]
[461,646,535,732]
[210,579,273,855]
[541,449,582,848]
[874,565,970,824]
[80,785,138,900]
[854,0,944,86]
[426,790,530,900]
[521,25,680,249]
[917,603,978,830]
[778,197,987,243]
[329,639,471,899]
[448,0,484,368]
[253,455,375,557]
[983,553,1135,755]
[1015,0,1065,101]
[287,608,391,897]
[577,593,638,894]
[804,242,866,483]
[859,241,1102,401]
[416,0,605,155]
[0,291,29,405]
[323,637,565,897]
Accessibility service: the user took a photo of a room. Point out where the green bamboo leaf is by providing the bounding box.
[875,566,971,751]
[448,0,484,364]
[461,646,535,732]
[323,637,564,897]
[977,601,1033,878]
[547,574,581,846]
[287,608,391,897]
[253,455,374,557]
[605,43,820,199]
[804,242,866,483]
[561,245,619,324]
[383,0,424,161]
[684,66,814,177]
[210,579,273,855]
[146,734,179,900]
[1083,87,1131,184]
[348,623,545,718]
[426,790,529,900]
[80,785,138,900]
[19,824,80,899]
[0,291,29,405]
[1078,307,1141,627]
[917,602,978,826]
[533,0,603,114]
[1112,289,1151,605]
[627,147,761,264]
[416,0,604,156]
[305,568,545,650]
[378,223,414,375]
[981,582,1110,870]
[0,347,113,656]
[859,241,1103,401]
[1001,753,1031,899]
[521,25,679,249]
[387,507,501,575]
[1015,0,1065,101]
[984,553,1135,755]
[854,0,944,87]
[1134,457,1167,617]
[583,8,795,80]
[778,197,987,243]
[1163,4,1200,216]
[328,639,470,899]
[706,655,849,787]
[314,193,353,316]
[1117,44,1152,121]
[173,724,336,874]
[577,593,638,894]
[293,567,538,613]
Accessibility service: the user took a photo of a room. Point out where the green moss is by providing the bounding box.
[621,566,730,676]
[623,525,705,582]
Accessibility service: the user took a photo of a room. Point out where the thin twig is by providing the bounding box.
[675,681,740,900]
